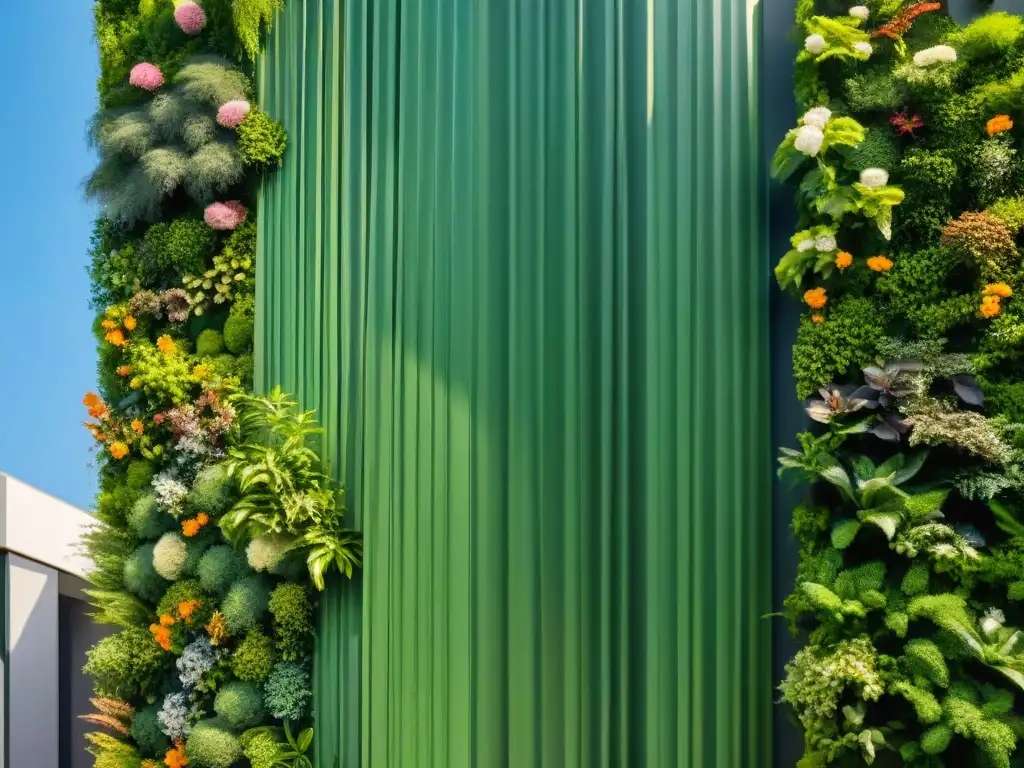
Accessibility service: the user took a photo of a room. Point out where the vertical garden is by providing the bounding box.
[77,2,358,767]
[776,1,1024,765]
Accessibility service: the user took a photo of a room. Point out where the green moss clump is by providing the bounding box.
[901,563,930,596]
[236,110,287,167]
[232,629,276,682]
[223,295,254,354]
[214,681,265,729]
[957,12,1024,60]
[844,71,904,112]
[263,661,312,720]
[196,328,225,358]
[84,627,167,699]
[185,718,242,768]
[125,459,155,491]
[268,583,313,661]
[130,703,171,758]
[221,576,270,634]
[988,195,1024,234]
[186,464,234,517]
[197,545,250,596]
[140,217,218,287]
[123,542,169,602]
[894,150,959,247]
[792,298,884,399]
[845,126,900,173]
[155,579,208,618]
[127,494,175,540]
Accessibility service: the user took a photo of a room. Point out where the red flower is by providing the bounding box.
[872,2,942,40]
[890,109,924,137]
[153,413,166,425]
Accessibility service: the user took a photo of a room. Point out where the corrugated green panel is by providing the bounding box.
[257,1,771,766]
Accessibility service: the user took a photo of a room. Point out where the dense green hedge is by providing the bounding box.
[79,3,357,767]
[776,2,1024,765]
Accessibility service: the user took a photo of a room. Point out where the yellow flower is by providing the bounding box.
[105,329,126,347]
[803,287,827,310]
[835,251,853,270]
[985,283,1013,298]
[811,313,825,324]
[866,255,893,272]
[193,364,210,379]
[109,442,129,460]
[988,114,1013,137]
[130,378,142,390]
[123,316,137,331]
[206,611,228,645]
[131,419,144,435]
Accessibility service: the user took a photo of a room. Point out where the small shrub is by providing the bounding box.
[792,297,884,399]
[196,329,225,357]
[956,12,1024,60]
[232,629,276,682]
[152,531,190,580]
[84,627,167,699]
[263,661,312,720]
[185,718,242,768]
[237,110,287,167]
[221,576,270,634]
[127,494,175,540]
[223,298,254,354]
[214,681,265,729]
[268,583,313,661]
[130,703,170,758]
[246,533,294,572]
[187,463,234,517]
[123,542,168,602]
[197,545,250,595]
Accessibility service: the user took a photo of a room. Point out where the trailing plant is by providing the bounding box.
[776,2,1024,765]
[79,4,356,768]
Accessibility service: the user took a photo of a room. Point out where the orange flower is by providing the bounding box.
[87,404,108,420]
[123,316,137,331]
[866,255,893,272]
[206,611,228,645]
[835,251,853,270]
[182,519,202,537]
[803,287,827,310]
[987,114,1013,137]
[105,329,126,347]
[149,624,172,651]
[101,319,117,330]
[157,335,176,355]
[985,283,1013,298]
[165,742,189,768]
[196,512,209,526]
[178,600,201,622]
[82,392,102,408]
[109,442,129,460]
[982,294,1002,317]
[811,313,825,324]
[131,419,144,435]
[159,614,175,628]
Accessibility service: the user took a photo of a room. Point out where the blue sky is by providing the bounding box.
[0,3,99,509]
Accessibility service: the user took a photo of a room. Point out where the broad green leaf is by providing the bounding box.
[859,475,897,508]
[994,665,1024,693]
[903,489,949,520]
[819,464,855,501]
[772,132,805,181]
[991,499,1024,538]
[831,519,862,550]
[860,511,902,540]
[850,455,876,481]
[297,728,313,753]
[891,451,928,486]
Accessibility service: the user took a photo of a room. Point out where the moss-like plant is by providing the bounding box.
[231,629,275,682]
[214,681,265,729]
[84,627,167,699]
[185,718,242,768]
[268,583,312,661]
[236,111,287,167]
[127,494,175,540]
[221,575,270,634]
[263,661,311,721]
[197,545,249,595]
[122,542,168,602]
[196,328,225,357]
[129,703,170,758]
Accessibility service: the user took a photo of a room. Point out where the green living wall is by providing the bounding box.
[257,1,771,766]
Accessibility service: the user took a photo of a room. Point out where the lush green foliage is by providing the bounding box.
[80,4,352,767]
[777,3,1024,765]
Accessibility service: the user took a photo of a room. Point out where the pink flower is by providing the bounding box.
[217,100,251,129]
[204,201,247,230]
[129,63,164,91]
[174,1,207,35]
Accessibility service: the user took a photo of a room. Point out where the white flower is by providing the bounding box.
[805,34,826,55]
[854,41,872,57]
[795,124,825,156]
[849,5,869,20]
[801,106,832,129]
[982,607,1006,636]
[797,239,815,252]
[913,45,957,67]
[859,168,889,188]
[815,234,837,252]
